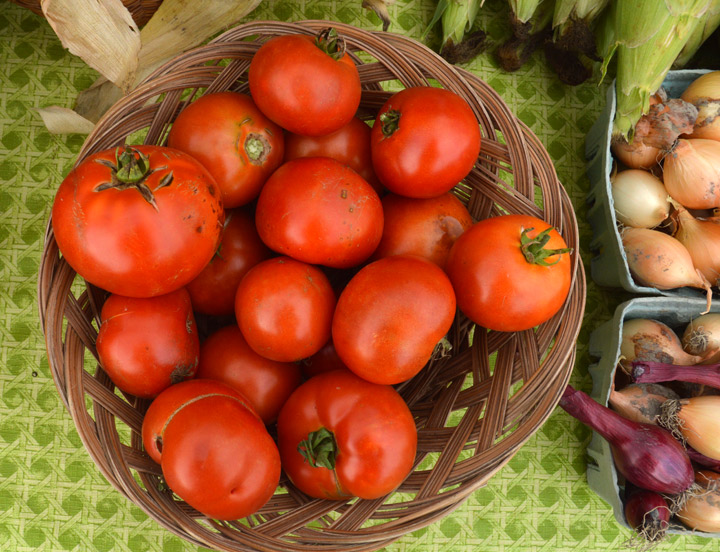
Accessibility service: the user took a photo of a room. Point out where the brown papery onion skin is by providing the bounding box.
[683,313,720,364]
[677,470,720,533]
[674,207,720,287]
[622,227,712,312]
[611,139,661,170]
[609,383,678,424]
[660,396,720,461]
[621,318,708,367]
[663,139,720,209]
[681,71,720,142]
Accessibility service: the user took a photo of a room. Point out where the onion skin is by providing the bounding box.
[611,139,661,170]
[661,396,720,461]
[621,228,712,313]
[632,360,720,390]
[608,383,678,424]
[624,488,670,544]
[621,318,708,368]
[677,470,720,533]
[674,208,720,287]
[683,313,720,364]
[688,449,720,471]
[559,385,694,495]
[663,139,720,210]
[610,169,670,229]
[681,71,720,142]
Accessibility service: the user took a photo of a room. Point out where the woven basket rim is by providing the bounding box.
[37,19,586,552]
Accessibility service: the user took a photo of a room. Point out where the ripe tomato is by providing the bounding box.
[372,192,473,269]
[284,117,382,193]
[186,208,272,316]
[276,369,417,500]
[371,86,481,198]
[167,91,284,208]
[196,325,302,424]
[248,29,361,136]
[445,214,573,332]
[255,157,383,269]
[142,379,258,464]
[161,390,280,520]
[332,255,456,385]
[96,288,199,399]
[235,257,336,362]
[52,145,224,297]
[301,339,348,379]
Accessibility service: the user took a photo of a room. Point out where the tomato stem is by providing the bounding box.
[315,27,346,61]
[115,146,151,184]
[380,110,401,137]
[244,133,270,165]
[298,427,338,470]
[520,226,572,266]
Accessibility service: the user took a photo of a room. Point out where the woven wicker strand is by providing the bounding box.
[38,21,586,552]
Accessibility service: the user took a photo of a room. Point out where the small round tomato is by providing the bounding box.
[235,257,336,362]
[161,392,280,520]
[248,29,361,136]
[332,255,456,385]
[372,192,473,269]
[276,369,417,500]
[142,379,258,464]
[371,86,481,198]
[167,91,284,208]
[52,145,224,297]
[284,117,382,193]
[255,157,383,269]
[186,208,272,316]
[301,340,348,379]
[197,325,302,424]
[96,288,198,399]
[445,214,573,332]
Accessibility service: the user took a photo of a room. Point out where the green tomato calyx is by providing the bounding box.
[298,427,338,470]
[315,27,346,61]
[520,226,572,267]
[380,109,401,138]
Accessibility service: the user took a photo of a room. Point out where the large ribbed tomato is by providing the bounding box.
[276,370,417,500]
[248,29,361,136]
[445,214,573,332]
[51,145,224,297]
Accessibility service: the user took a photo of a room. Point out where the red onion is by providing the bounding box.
[687,447,720,471]
[632,360,720,389]
[559,385,694,494]
[624,487,670,545]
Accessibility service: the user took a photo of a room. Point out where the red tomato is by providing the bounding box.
[52,145,224,297]
[255,157,383,269]
[161,391,280,520]
[96,288,199,399]
[284,117,382,193]
[235,257,336,362]
[372,192,473,269]
[445,214,573,332]
[371,86,481,198]
[248,29,361,136]
[332,255,456,385]
[276,370,417,500]
[186,208,272,316]
[167,91,284,208]
[142,379,258,464]
[301,340,348,379]
[197,325,302,424]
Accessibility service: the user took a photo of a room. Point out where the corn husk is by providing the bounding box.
[496,0,555,72]
[39,0,262,134]
[673,0,720,68]
[362,0,396,31]
[597,0,713,140]
[34,106,96,135]
[426,0,488,63]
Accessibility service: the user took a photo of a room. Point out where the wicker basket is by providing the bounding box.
[38,20,586,552]
[10,0,163,26]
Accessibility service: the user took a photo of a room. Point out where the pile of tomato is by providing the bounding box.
[50,28,573,520]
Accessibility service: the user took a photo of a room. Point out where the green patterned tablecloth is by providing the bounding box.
[1,0,718,550]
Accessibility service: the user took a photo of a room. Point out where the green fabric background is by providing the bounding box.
[1,0,718,550]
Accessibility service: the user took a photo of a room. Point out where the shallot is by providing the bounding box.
[610,169,670,229]
[682,312,720,364]
[663,138,720,210]
[608,383,678,424]
[677,470,720,533]
[559,385,693,495]
[621,318,709,368]
[659,395,720,461]
[624,486,671,546]
[674,206,720,288]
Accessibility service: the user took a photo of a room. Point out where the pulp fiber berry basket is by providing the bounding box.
[38,20,586,552]
[587,297,720,539]
[584,69,711,298]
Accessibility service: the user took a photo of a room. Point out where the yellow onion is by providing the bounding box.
[660,396,720,460]
[677,470,720,533]
[681,71,720,142]
[683,313,720,364]
[663,139,720,209]
[611,139,661,170]
[611,169,670,228]
[674,207,720,288]
[621,227,712,312]
[621,318,708,368]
